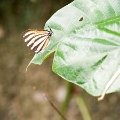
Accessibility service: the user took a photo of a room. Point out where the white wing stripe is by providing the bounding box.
[23,33,31,37]
[36,39,48,52]
[24,33,46,42]
[31,36,47,50]
[35,40,46,53]
[27,35,43,46]
[25,34,34,42]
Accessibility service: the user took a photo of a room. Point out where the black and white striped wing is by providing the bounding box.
[22,30,50,53]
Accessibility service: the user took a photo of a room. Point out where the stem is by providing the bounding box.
[98,67,120,101]
[34,87,67,120]
[76,94,92,120]
[59,82,74,120]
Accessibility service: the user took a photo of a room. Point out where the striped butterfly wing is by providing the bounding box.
[22,30,50,53]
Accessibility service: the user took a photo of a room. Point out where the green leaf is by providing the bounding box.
[29,0,120,96]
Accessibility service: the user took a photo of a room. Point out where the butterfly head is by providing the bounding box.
[48,26,53,36]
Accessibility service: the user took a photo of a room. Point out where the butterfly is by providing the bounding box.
[22,26,53,53]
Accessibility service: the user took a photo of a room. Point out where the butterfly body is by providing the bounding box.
[22,27,53,53]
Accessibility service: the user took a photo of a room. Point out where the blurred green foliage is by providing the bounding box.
[0,0,72,30]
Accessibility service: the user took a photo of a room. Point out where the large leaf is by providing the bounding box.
[29,0,120,96]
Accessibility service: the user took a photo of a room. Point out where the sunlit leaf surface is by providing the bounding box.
[29,0,120,96]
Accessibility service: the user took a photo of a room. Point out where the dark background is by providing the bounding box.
[0,0,120,120]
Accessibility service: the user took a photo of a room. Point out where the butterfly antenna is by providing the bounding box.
[48,26,52,31]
